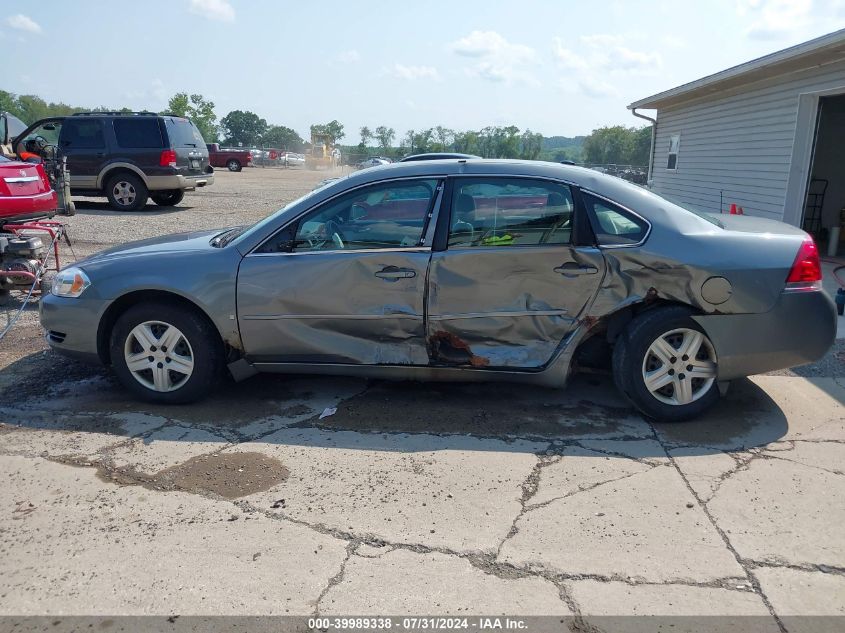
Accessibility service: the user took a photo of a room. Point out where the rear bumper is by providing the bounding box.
[692,289,837,380]
[147,173,214,192]
[0,190,57,217]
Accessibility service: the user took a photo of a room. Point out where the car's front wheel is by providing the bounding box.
[226,159,241,172]
[151,190,185,206]
[612,306,720,422]
[110,302,223,404]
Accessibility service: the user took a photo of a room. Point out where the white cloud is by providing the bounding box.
[609,46,662,71]
[578,77,619,99]
[450,30,537,83]
[386,63,440,80]
[735,0,813,39]
[554,33,660,99]
[552,38,588,69]
[335,49,360,64]
[6,14,42,33]
[188,0,235,22]
[555,35,662,74]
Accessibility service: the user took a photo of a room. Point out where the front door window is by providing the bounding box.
[292,179,440,252]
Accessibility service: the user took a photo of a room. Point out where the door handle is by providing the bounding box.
[374,266,416,281]
[554,262,598,276]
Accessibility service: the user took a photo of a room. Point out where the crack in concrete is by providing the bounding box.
[313,541,359,616]
[524,466,660,513]
[234,497,766,596]
[494,450,556,558]
[697,451,760,504]
[648,422,789,633]
[745,559,845,577]
[6,396,844,619]
[757,452,845,477]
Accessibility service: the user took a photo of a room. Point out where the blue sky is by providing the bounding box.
[3,1,845,142]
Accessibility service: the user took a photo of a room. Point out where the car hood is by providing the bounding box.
[76,229,226,267]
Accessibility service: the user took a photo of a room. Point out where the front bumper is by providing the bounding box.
[147,173,215,192]
[693,289,837,380]
[39,293,108,364]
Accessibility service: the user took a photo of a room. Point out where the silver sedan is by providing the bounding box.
[40,159,836,421]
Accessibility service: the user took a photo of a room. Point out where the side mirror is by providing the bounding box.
[43,123,56,131]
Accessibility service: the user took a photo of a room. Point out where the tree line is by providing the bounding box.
[1,89,652,166]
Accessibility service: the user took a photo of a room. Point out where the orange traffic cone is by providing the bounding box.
[729,203,738,214]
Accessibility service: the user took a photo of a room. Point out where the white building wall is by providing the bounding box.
[650,59,845,223]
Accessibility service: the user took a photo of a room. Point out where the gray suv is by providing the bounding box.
[15,112,214,211]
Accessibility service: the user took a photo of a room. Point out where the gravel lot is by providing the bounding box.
[1,167,844,628]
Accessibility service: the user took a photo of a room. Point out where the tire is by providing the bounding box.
[110,302,223,404]
[612,306,720,422]
[226,159,241,172]
[151,190,185,206]
[105,173,148,211]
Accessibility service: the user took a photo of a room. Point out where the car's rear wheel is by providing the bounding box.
[226,159,241,172]
[106,173,148,211]
[110,302,222,404]
[151,190,185,206]
[613,306,719,422]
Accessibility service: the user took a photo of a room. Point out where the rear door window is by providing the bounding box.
[113,118,164,148]
[447,178,575,248]
[164,117,205,147]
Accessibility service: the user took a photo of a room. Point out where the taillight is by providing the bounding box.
[159,149,177,167]
[37,166,52,191]
[786,237,822,284]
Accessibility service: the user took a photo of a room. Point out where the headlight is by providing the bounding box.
[51,267,91,298]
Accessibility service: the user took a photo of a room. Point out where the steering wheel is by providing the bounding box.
[303,219,347,250]
[326,219,346,249]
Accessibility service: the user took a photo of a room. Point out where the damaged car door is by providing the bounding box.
[427,177,606,368]
[237,178,442,365]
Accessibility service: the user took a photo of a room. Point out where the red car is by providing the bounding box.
[0,155,57,223]
[205,143,252,172]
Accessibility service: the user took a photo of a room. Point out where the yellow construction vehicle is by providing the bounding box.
[305,132,334,170]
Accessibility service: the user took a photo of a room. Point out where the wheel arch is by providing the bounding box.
[97,289,225,365]
[97,163,148,190]
[572,298,702,371]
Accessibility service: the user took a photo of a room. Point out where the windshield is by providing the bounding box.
[232,178,345,246]
[3,113,27,142]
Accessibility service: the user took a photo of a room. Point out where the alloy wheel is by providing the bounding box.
[641,328,717,406]
[113,181,137,206]
[123,320,194,392]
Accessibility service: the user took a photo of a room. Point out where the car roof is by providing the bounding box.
[399,152,480,162]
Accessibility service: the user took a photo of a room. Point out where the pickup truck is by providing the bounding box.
[206,143,252,172]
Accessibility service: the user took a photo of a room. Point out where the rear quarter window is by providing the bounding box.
[584,194,649,246]
[113,118,164,148]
